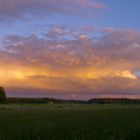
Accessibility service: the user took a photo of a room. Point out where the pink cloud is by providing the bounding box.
[67,0,107,9]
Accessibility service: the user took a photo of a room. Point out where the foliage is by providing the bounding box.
[0,87,7,104]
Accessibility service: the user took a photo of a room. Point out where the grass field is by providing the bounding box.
[0,104,140,140]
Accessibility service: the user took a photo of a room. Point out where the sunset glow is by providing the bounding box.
[0,0,140,99]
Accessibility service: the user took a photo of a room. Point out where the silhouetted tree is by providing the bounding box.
[0,87,7,103]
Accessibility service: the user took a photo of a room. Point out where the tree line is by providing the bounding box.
[87,98,140,104]
[6,97,140,104]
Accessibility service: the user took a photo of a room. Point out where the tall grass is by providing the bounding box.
[0,104,140,140]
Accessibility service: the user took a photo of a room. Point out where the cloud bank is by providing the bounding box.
[0,0,107,21]
[0,26,140,99]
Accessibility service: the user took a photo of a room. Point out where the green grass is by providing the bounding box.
[0,104,140,140]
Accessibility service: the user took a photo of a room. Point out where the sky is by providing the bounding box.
[0,0,140,100]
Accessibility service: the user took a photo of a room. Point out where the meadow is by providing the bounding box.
[0,104,140,140]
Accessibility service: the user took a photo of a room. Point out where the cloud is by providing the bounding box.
[0,0,107,21]
[0,26,140,99]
